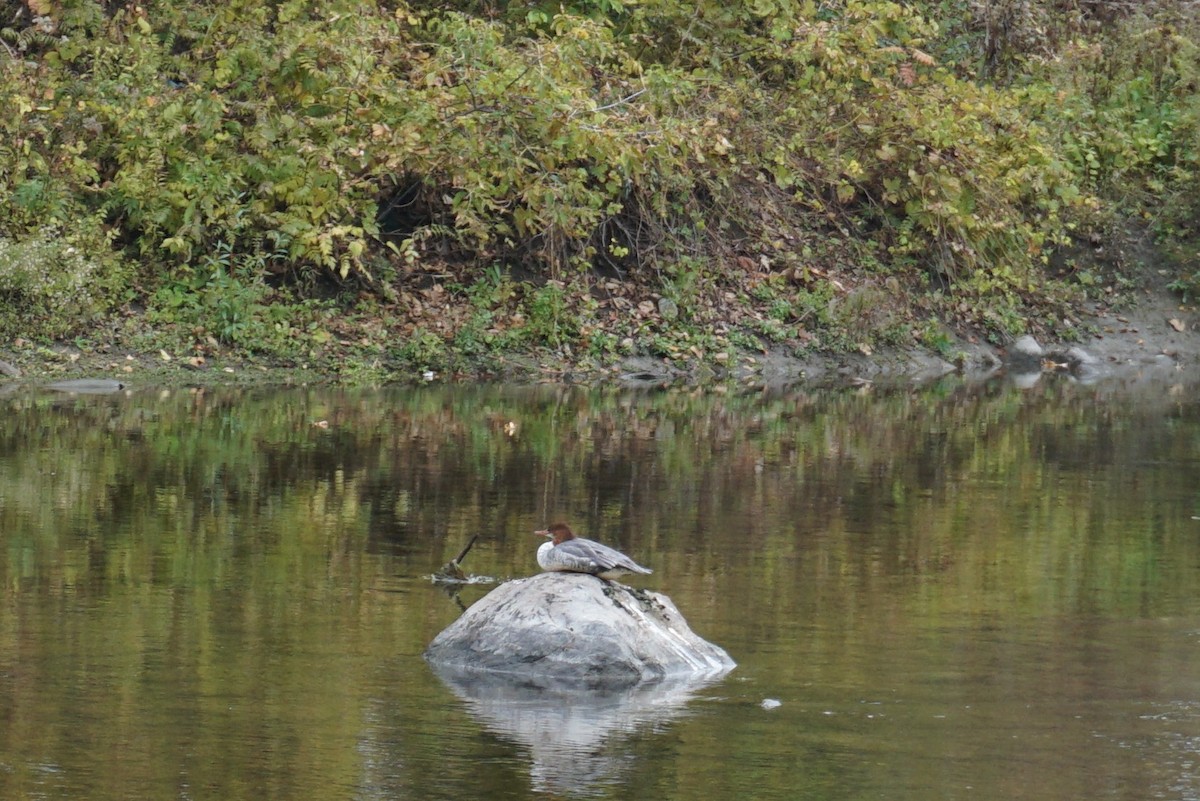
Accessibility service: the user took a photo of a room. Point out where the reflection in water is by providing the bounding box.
[429,662,730,797]
[0,376,1197,801]
[1134,701,1200,801]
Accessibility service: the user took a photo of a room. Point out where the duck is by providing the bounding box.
[534,522,652,579]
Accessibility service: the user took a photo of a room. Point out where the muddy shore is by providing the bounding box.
[614,269,1200,389]
[1,270,1197,392]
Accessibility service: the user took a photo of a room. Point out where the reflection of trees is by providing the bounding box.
[1,377,1197,599]
[0,377,1197,800]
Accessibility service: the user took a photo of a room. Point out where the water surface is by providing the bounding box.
[1,375,1198,800]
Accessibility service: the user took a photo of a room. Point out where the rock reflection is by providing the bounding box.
[428,662,731,797]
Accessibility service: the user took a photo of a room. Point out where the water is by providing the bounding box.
[0,375,1198,800]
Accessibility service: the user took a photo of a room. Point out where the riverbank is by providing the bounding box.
[4,0,1200,390]
[2,254,1195,391]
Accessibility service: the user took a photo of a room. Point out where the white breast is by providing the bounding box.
[536,540,558,571]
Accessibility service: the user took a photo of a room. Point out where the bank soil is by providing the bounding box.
[1,258,1197,390]
[614,266,1200,389]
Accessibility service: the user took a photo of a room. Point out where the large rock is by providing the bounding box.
[424,572,736,687]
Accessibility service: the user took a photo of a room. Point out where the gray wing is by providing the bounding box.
[566,539,652,574]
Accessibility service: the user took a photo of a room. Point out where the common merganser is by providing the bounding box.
[534,523,652,579]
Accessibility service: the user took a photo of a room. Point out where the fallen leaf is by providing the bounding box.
[1168,318,1186,332]
[911,48,936,66]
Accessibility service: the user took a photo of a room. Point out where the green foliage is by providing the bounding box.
[1168,271,1200,302]
[1016,5,1200,297]
[750,277,837,334]
[929,271,1033,343]
[1030,16,1200,197]
[0,221,129,339]
[916,320,956,358]
[2,0,1198,354]
[393,328,449,372]
[523,283,576,348]
[147,241,330,356]
[1,0,705,282]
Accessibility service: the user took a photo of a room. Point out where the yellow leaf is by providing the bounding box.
[911,48,936,66]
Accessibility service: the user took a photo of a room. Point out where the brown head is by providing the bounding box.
[534,522,576,545]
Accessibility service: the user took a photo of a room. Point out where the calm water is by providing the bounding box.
[1,374,1199,801]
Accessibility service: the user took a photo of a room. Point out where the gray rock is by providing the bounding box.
[1006,335,1046,376]
[961,345,1003,373]
[1012,335,1044,357]
[1063,345,1106,381]
[424,572,736,687]
[617,356,679,386]
[1064,346,1099,366]
[900,348,956,382]
[44,379,127,394]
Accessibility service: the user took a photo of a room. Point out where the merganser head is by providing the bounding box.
[534,522,576,545]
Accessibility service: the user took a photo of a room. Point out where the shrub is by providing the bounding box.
[0,222,128,339]
[2,0,1194,349]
